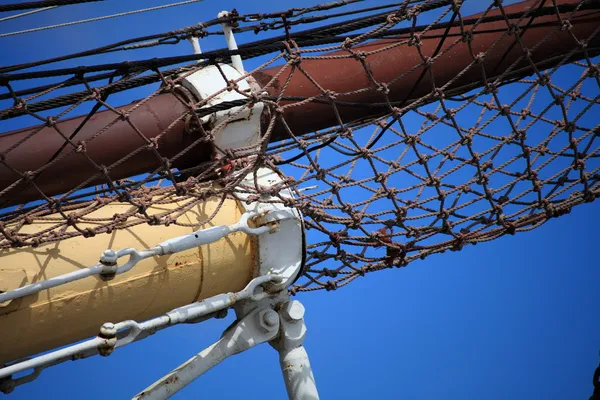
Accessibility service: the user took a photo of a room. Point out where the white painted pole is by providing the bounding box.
[279,346,320,400]
[189,36,202,63]
[218,11,244,73]
[132,308,279,400]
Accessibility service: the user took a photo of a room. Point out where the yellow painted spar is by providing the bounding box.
[0,196,257,365]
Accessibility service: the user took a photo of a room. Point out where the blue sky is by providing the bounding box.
[0,0,599,399]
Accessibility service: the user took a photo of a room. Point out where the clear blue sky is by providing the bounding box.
[0,0,598,399]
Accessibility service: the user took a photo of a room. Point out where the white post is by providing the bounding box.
[279,346,319,400]
[270,300,320,400]
[218,11,244,73]
[132,307,280,400]
[189,36,202,62]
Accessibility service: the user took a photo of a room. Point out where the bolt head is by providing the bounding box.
[100,249,118,265]
[103,249,116,257]
[280,300,305,322]
[258,309,278,332]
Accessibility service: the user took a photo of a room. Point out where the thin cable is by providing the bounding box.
[0,0,362,73]
[233,1,416,34]
[0,0,99,13]
[0,0,205,38]
[1,0,594,118]
[0,6,57,22]
[0,0,453,80]
[0,6,573,99]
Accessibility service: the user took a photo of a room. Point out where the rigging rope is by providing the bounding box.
[0,0,205,38]
[2,0,595,81]
[0,0,405,73]
[0,0,453,81]
[2,1,598,119]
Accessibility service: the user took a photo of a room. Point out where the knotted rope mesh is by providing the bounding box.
[0,0,598,294]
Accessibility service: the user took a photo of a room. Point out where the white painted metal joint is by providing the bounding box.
[179,63,264,156]
[0,275,281,387]
[218,10,244,73]
[134,297,319,400]
[236,168,306,292]
[132,305,280,400]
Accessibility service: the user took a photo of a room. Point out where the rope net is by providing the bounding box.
[0,0,598,294]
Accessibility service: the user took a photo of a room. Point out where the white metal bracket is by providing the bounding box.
[182,13,258,153]
[0,275,279,393]
[133,305,279,400]
[180,62,264,154]
[133,296,319,400]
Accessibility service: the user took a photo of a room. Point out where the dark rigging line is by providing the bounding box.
[0,0,206,38]
[0,1,416,74]
[1,1,598,120]
[2,0,595,82]
[1,11,592,102]
[0,0,453,81]
[0,0,101,13]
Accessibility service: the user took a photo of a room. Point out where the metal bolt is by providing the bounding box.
[258,309,278,332]
[99,250,118,281]
[280,300,305,322]
[100,249,117,265]
[98,322,117,357]
[99,322,116,339]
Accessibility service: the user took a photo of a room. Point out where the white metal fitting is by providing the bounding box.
[99,249,118,265]
[98,322,117,357]
[180,63,263,153]
[99,249,118,281]
[279,300,305,322]
[217,10,244,73]
[236,168,305,292]
[258,309,279,332]
[99,322,116,338]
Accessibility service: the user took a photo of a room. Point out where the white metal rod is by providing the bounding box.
[0,264,102,303]
[133,337,228,399]
[189,36,202,56]
[0,337,105,379]
[218,11,244,73]
[0,275,277,385]
[132,307,279,400]
[279,346,320,400]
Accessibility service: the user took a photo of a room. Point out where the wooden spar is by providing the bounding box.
[0,196,256,365]
[0,0,598,205]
